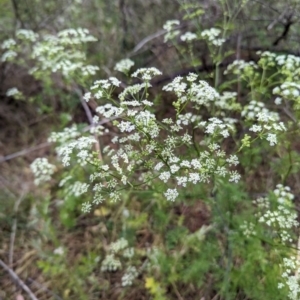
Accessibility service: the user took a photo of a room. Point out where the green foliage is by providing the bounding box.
[3,0,300,299]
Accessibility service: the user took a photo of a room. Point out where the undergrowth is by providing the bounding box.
[2,0,300,299]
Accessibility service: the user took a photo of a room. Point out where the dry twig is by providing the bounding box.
[0,258,39,300]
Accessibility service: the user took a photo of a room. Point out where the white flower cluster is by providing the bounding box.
[273,82,300,107]
[216,92,240,112]
[56,136,97,166]
[49,126,96,167]
[53,246,64,256]
[162,74,220,107]
[48,125,81,144]
[189,80,220,106]
[6,87,23,100]
[1,38,18,62]
[114,58,135,74]
[101,254,122,271]
[224,60,258,76]
[1,28,99,78]
[201,28,225,46]
[255,185,298,243]
[90,77,121,100]
[248,110,286,146]
[131,67,162,81]
[242,100,279,121]
[180,32,197,42]
[57,28,97,44]
[1,49,17,62]
[16,29,38,42]
[65,181,89,197]
[274,54,300,79]
[276,54,300,68]
[30,158,56,185]
[198,117,234,138]
[164,188,179,202]
[110,237,128,253]
[278,257,300,300]
[1,38,16,49]
[240,221,256,238]
[101,238,138,286]
[96,103,124,118]
[48,69,243,209]
[121,266,138,287]
[253,185,300,299]
[163,20,180,42]
[155,145,240,192]
[119,83,147,101]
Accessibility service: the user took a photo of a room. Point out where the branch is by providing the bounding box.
[0,142,50,163]
[74,87,103,161]
[0,118,118,164]
[9,192,26,267]
[0,258,39,300]
[131,29,166,53]
[10,0,24,28]
[267,6,289,30]
[273,17,294,46]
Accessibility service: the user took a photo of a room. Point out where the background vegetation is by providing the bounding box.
[2,0,300,299]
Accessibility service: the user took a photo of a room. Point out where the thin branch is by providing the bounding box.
[10,0,24,29]
[0,118,119,164]
[74,87,103,161]
[27,278,63,300]
[9,192,26,267]
[130,23,188,56]
[0,258,39,300]
[273,18,294,46]
[131,29,166,53]
[0,142,50,163]
[119,0,129,50]
[267,6,289,30]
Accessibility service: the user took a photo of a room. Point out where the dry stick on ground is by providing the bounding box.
[0,117,120,164]
[0,259,39,300]
[27,278,63,300]
[9,191,26,267]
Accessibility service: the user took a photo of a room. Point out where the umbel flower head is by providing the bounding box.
[40,67,247,213]
[30,158,56,185]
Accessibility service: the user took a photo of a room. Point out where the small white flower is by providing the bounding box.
[30,158,56,185]
[229,171,241,183]
[176,176,188,187]
[131,67,162,81]
[266,133,277,146]
[170,164,180,174]
[189,172,200,184]
[6,87,21,97]
[226,155,239,166]
[82,202,92,213]
[154,162,164,171]
[249,125,262,132]
[53,247,64,256]
[83,92,91,102]
[159,171,171,183]
[109,77,121,87]
[181,32,197,42]
[164,188,179,202]
[114,58,135,73]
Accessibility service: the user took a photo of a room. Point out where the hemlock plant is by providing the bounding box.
[3,11,300,299]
